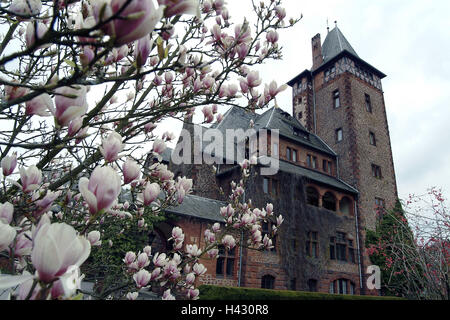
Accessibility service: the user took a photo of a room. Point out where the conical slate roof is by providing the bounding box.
[322,26,358,63]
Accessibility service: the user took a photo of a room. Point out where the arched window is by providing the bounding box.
[306,186,319,206]
[339,197,353,215]
[329,278,356,295]
[323,192,336,211]
[261,275,275,289]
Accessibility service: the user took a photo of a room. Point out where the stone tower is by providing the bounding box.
[287,26,398,233]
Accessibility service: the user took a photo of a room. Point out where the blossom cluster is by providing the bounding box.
[0,0,296,300]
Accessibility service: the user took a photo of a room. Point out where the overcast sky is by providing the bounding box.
[213,0,450,202]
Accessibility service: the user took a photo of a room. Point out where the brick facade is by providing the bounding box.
[155,27,397,297]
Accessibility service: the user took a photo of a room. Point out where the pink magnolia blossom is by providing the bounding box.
[135,35,152,67]
[9,0,42,17]
[177,176,193,193]
[151,267,161,281]
[1,154,17,177]
[274,6,286,21]
[0,221,16,252]
[52,85,88,127]
[222,234,236,250]
[207,248,218,259]
[239,78,249,94]
[162,288,175,300]
[19,165,42,193]
[171,226,184,242]
[144,122,157,133]
[212,222,220,232]
[266,203,273,215]
[153,252,168,267]
[123,251,136,265]
[31,222,91,283]
[185,272,196,285]
[127,292,139,300]
[163,260,180,280]
[87,230,102,246]
[34,191,60,217]
[246,70,262,88]
[143,245,152,256]
[123,158,141,184]
[133,269,151,288]
[0,202,13,224]
[234,23,252,44]
[100,132,124,162]
[25,21,48,49]
[141,182,160,206]
[93,0,164,47]
[25,93,53,116]
[67,117,84,137]
[137,252,150,268]
[192,262,206,276]
[12,232,32,257]
[78,166,122,214]
[4,83,28,101]
[185,244,202,257]
[158,0,201,18]
[152,139,166,154]
[204,229,215,243]
[266,30,279,44]
[186,288,199,300]
[266,80,288,99]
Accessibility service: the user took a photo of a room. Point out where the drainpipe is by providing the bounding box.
[310,70,317,134]
[237,190,245,287]
[354,198,363,293]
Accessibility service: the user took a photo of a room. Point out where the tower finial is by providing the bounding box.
[334,20,337,28]
[327,18,329,33]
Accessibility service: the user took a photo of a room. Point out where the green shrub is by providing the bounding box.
[198,285,405,300]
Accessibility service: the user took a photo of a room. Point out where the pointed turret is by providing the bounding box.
[321,26,359,64]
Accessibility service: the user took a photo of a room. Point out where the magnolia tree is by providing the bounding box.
[0,0,298,300]
[366,188,450,300]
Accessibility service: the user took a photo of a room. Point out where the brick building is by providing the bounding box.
[149,26,398,296]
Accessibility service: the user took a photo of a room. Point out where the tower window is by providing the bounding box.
[333,90,340,108]
[371,164,382,179]
[369,131,376,146]
[335,128,343,142]
[365,93,372,113]
[286,147,291,161]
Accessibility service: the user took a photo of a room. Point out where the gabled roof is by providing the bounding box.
[252,107,336,156]
[165,194,225,222]
[322,26,359,64]
[257,156,358,194]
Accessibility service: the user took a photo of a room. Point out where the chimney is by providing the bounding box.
[311,33,323,70]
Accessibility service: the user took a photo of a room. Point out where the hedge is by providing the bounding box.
[198,285,405,300]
